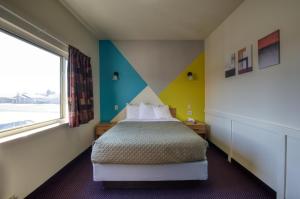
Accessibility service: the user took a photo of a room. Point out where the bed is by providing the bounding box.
[91,108,208,182]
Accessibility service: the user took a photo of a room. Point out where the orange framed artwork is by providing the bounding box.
[258,30,280,69]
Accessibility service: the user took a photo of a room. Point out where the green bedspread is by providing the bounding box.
[91,121,208,164]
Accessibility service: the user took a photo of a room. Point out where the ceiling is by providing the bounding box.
[60,0,244,40]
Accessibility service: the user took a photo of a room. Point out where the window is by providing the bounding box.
[0,29,66,135]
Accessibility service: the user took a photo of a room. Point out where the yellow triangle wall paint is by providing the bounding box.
[159,52,205,122]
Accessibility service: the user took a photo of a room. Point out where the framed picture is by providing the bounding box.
[258,30,280,69]
[238,45,253,75]
[225,53,236,78]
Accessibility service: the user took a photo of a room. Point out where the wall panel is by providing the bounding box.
[232,121,285,197]
[286,134,300,199]
[206,114,231,155]
[205,110,299,199]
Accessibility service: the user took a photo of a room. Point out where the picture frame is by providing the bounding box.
[225,52,236,78]
[238,45,253,75]
[258,30,280,69]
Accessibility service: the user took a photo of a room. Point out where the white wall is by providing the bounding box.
[205,0,300,129]
[0,0,99,198]
[205,1,300,198]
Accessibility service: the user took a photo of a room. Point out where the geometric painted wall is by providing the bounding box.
[159,52,205,122]
[99,40,147,122]
[99,40,205,122]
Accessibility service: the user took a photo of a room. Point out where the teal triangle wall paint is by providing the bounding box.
[99,40,147,122]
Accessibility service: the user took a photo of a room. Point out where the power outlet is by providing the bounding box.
[9,195,18,199]
[187,104,191,109]
[114,105,119,110]
[187,110,192,115]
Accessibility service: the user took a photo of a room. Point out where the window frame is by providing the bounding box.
[0,27,68,139]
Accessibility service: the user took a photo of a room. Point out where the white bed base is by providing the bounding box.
[93,160,208,181]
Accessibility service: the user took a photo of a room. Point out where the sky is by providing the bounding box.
[0,30,60,97]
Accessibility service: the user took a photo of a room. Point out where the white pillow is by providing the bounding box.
[139,103,156,120]
[126,104,139,119]
[153,105,173,119]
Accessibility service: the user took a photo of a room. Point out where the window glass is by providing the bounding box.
[0,30,61,132]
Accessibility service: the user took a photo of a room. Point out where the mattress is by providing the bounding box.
[91,121,208,164]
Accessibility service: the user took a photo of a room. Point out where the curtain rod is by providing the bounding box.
[0,4,68,48]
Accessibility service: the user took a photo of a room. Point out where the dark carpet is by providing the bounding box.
[26,144,276,199]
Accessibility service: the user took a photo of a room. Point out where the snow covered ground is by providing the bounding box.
[0,103,60,132]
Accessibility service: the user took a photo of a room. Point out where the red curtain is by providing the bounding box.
[68,46,94,127]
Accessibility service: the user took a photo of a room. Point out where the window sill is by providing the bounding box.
[0,120,68,144]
